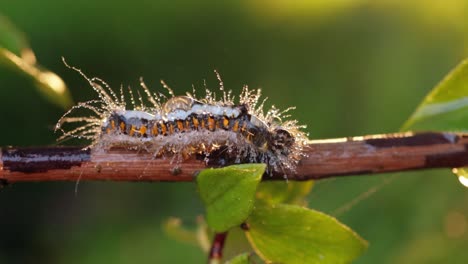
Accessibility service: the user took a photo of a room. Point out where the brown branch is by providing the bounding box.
[1,132,467,184]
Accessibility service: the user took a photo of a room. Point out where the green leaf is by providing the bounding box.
[0,47,73,109]
[0,15,72,109]
[245,202,368,264]
[256,180,314,205]
[222,226,256,261]
[452,168,468,188]
[197,164,266,232]
[0,14,31,57]
[162,216,212,252]
[162,217,199,247]
[401,58,468,185]
[402,58,468,131]
[224,253,251,264]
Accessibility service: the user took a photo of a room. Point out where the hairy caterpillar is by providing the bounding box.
[56,62,308,175]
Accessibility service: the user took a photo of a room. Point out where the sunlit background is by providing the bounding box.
[1,1,467,263]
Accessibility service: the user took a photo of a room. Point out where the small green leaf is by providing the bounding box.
[245,202,368,264]
[162,216,212,252]
[224,253,251,264]
[0,47,73,109]
[256,180,314,205]
[0,14,31,58]
[197,164,266,232]
[452,168,468,188]
[162,217,199,247]
[401,58,468,184]
[0,15,72,109]
[402,58,468,131]
[223,227,254,261]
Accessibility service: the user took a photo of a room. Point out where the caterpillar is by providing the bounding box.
[56,61,308,176]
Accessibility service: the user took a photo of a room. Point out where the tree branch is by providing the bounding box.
[1,132,467,184]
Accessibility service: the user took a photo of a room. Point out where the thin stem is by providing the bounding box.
[1,132,467,183]
[208,232,228,264]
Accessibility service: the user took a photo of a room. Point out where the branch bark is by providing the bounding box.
[1,132,467,184]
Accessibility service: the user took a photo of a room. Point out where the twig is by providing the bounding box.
[1,132,467,184]
[208,232,228,264]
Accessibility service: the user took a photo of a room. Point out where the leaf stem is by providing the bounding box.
[208,232,228,264]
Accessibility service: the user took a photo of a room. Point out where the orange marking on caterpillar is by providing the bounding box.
[129,125,136,136]
[177,120,184,131]
[246,131,253,142]
[139,125,147,136]
[208,116,215,131]
[201,119,206,129]
[241,122,247,132]
[161,123,167,135]
[169,123,174,134]
[233,120,239,132]
[193,117,200,128]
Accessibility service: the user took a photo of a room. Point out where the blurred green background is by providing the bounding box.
[1,0,467,263]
